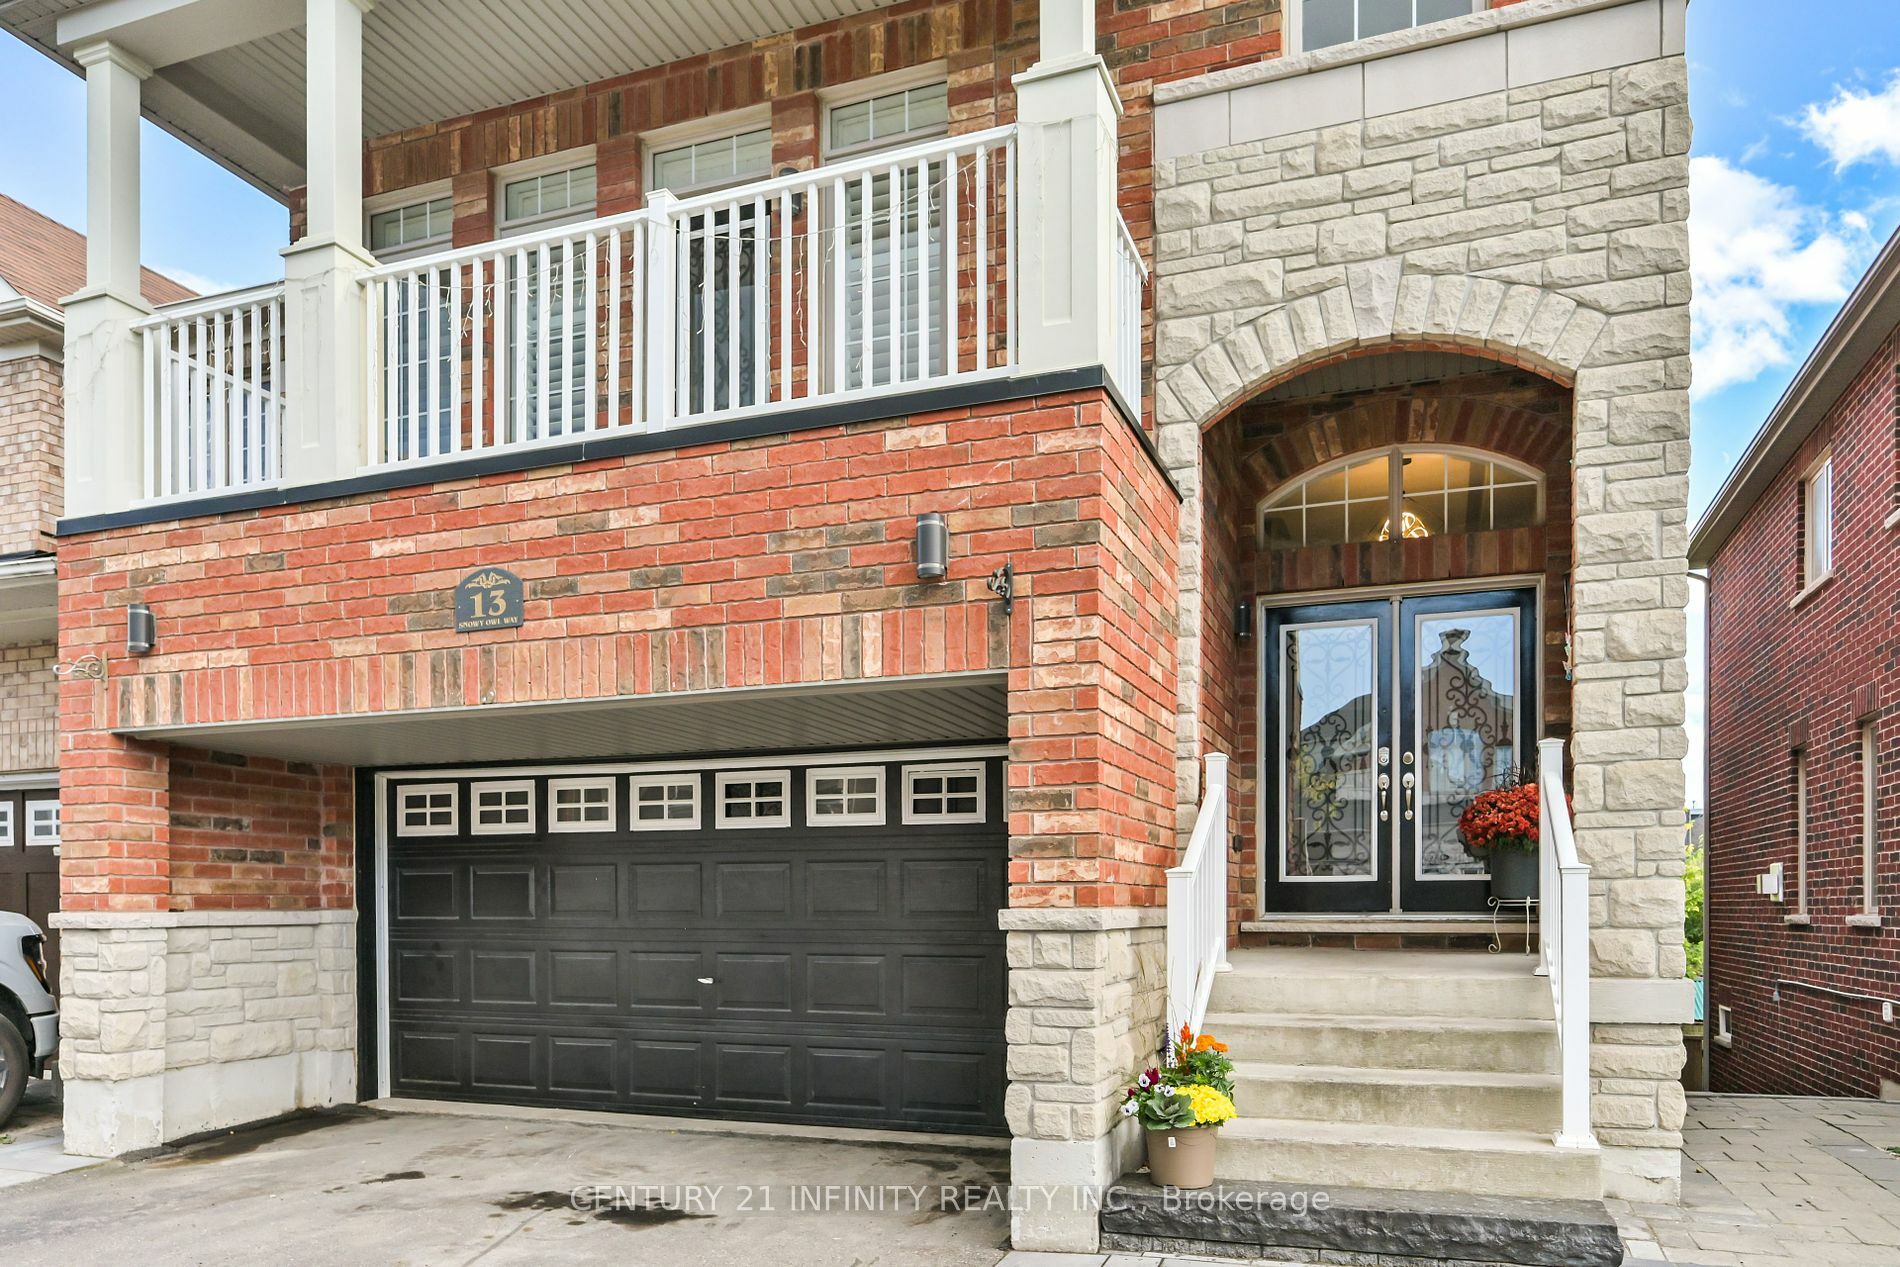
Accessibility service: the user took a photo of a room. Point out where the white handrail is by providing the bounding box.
[359,126,1019,468]
[1167,752,1230,1038]
[139,284,286,500]
[1538,736,1597,1151]
[1111,214,1145,409]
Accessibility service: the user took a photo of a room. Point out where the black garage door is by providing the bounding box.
[381,753,1007,1132]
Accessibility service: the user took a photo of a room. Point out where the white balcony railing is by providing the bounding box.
[360,126,1018,467]
[1112,215,1146,407]
[1538,737,1598,1152]
[1167,752,1230,1038]
[137,284,286,500]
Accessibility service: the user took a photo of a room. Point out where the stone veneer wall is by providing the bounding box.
[53,911,356,1157]
[1151,0,1693,1200]
[1003,909,1166,1250]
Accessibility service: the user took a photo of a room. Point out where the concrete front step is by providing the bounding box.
[1210,948,1555,1021]
[1204,1011,1561,1074]
[1232,1061,1562,1133]
[1213,1117,1601,1202]
[1101,1177,1622,1267]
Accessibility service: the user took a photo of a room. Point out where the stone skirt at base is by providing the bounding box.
[51,909,357,1157]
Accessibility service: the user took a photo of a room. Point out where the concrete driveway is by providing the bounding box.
[0,1102,1014,1266]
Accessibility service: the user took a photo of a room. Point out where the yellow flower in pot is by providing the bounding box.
[1121,1028,1240,1189]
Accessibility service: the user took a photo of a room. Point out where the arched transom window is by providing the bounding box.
[1259,446,1543,550]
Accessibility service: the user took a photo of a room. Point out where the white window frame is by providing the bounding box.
[901,762,987,825]
[805,766,886,826]
[715,769,793,830]
[396,783,459,838]
[627,774,703,832]
[548,776,617,833]
[642,106,774,198]
[1288,0,1485,55]
[1803,451,1834,590]
[819,67,951,161]
[1862,721,1881,918]
[0,800,13,848]
[495,149,599,237]
[1257,445,1545,550]
[1794,748,1810,917]
[470,779,536,835]
[364,180,454,262]
[24,797,58,847]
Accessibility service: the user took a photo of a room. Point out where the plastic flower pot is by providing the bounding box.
[1488,845,1539,902]
[1145,1124,1219,1189]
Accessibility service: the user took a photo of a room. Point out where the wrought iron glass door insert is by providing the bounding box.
[1261,589,1536,915]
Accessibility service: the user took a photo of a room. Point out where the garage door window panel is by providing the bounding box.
[902,764,985,823]
[629,775,701,831]
[716,770,792,828]
[398,784,459,837]
[549,777,617,832]
[471,781,536,835]
[807,766,885,825]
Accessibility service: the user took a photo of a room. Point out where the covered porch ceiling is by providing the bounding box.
[112,672,1009,767]
[3,0,898,199]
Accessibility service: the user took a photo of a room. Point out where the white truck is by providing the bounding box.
[0,911,57,1127]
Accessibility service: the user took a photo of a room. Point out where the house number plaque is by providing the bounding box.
[455,567,525,632]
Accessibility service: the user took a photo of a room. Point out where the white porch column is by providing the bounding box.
[1011,0,1121,378]
[280,0,375,485]
[62,40,153,519]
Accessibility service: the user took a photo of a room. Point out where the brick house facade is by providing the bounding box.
[1692,230,1900,1099]
[0,196,191,991]
[10,0,1693,1251]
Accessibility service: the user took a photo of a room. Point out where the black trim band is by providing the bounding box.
[60,367,1179,537]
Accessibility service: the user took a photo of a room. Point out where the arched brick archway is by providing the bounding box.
[1194,362,1578,926]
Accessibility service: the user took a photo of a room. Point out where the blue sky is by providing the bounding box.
[4,4,1900,805]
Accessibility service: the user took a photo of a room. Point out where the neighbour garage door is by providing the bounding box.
[381,752,1007,1133]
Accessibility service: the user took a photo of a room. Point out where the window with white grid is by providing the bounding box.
[549,777,617,833]
[24,798,59,846]
[471,781,535,835]
[806,767,885,826]
[629,775,701,831]
[902,763,985,824]
[397,784,458,837]
[716,770,791,829]
[0,801,13,848]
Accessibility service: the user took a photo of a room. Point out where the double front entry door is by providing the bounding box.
[1261,589,1537,915]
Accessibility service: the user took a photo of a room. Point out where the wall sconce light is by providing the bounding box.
[1235,602,1254,641]
[915,512,948,580]
[127,602,156,655]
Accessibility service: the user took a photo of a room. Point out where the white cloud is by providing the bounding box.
[149,265,247,299]
[1688,156,1863,399]
[1801,73,1900,171]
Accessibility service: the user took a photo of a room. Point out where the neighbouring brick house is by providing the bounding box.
[1691,227,1900,1099]
[5,0,1691,1253]
[0,195,189,991]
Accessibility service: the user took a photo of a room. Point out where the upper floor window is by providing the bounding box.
[1259,446,1541,549]
[649,127,772,197]
[1294,0,1483,53]
[1802,452,1833,588]
[499,159,597,234]
[826,80,949,158]
[368,193,452,258]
